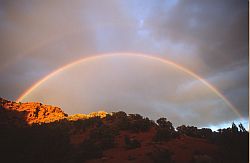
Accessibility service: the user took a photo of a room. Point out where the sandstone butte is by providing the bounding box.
[0,97,108,125]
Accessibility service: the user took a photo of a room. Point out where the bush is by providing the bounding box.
[129,117,151,132]
[128,114,143,121]
[72,116,103,131]
[176,125,198,137]
[89,125,118,149]
[197,128,213,139]
[114,117,130,130]
[154,118,176,141]
[110,112,152,132]
[112,111,127,119]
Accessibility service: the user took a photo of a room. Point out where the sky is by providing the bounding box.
[0,0,248,128]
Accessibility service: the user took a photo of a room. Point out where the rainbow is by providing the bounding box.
[17,53,242,118]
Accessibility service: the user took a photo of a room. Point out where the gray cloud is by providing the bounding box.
[146,0,248,70]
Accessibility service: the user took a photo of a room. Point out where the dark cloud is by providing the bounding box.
[145,0,248,71]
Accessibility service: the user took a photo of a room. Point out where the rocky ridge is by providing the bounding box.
[0,98,108,125]
[0,98,248,163]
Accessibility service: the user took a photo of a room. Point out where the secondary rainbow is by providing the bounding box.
[17,53,242,119]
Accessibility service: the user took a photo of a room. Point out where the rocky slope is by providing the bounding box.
[0,98,67,125]
[0,98,248,163]
[0,98,108,125]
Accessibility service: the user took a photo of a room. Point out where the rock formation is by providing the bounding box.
[0,98,109,125]
[0,98,67,125]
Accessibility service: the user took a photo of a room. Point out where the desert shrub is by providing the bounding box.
[177,125,213,139]
[114,117,130,130]
[197,128,213,139]
[109,112,152,132]
[176,125,199,137]
[128,117,151,132]
[156,118,175,132]
[72,116,103,131]
[89,125,118,149]
[108,111,130,130]
[112,111,127,119]
[124,136,141,149]
[128,113,143,120]
[154,118,176,141]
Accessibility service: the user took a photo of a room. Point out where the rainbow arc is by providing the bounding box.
[17,53,242,119]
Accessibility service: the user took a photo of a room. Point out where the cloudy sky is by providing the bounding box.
[0,0,248,128]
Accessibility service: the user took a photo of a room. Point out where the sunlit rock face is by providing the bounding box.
[21,54,237,127]
[0,98,109,125]
[0,98,67,125]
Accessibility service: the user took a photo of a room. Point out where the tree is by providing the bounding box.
[112,111,127,119]
[156,118,174,131]
[129,117,151,132]
[154,118,176,141]
[128,114,143,120]
[156,118,167,128]
[231,122,238,134]
[238,123,246,133]
[197,128,212,138]
[176,125,198,137]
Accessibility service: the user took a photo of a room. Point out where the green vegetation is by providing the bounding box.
[88,125,119,149]
[154,118,176,141]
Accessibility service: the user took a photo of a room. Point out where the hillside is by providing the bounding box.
[0,98,248,163]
